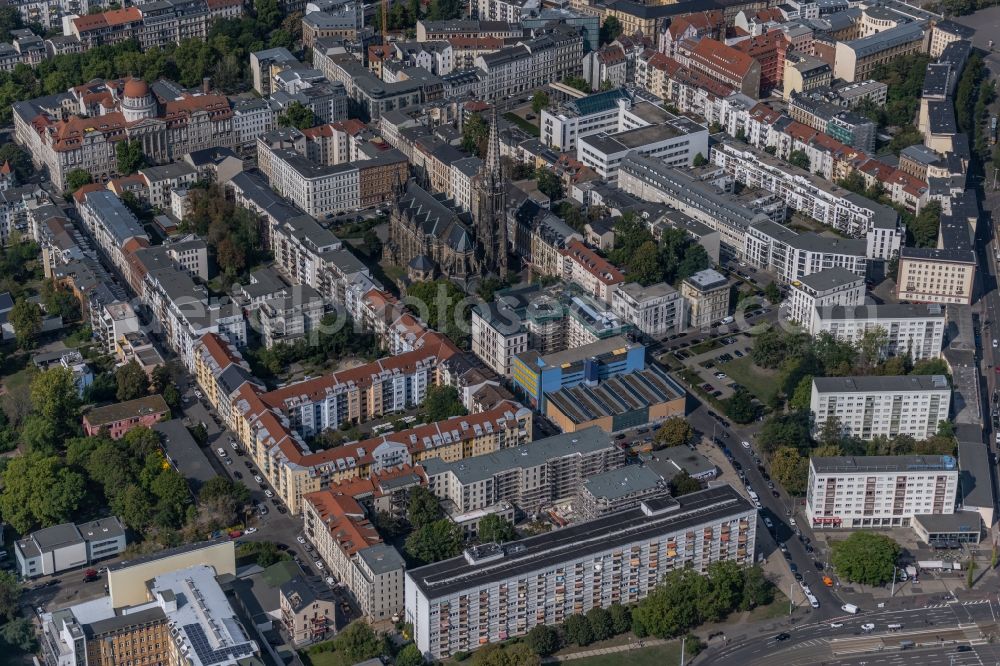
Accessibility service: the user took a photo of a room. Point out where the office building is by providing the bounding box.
[681,269,729,329]
[544,365,686,434]
[834,22,925,82]
[786,267,865,329]
[576,114,708,182]
[811,304,945,360]
[15,517,127,578]
[511,335,645,411]
[805,454,959,529]
[405,486,757,658]
[810,375,951,441]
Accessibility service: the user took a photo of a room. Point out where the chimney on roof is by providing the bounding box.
[202,77,211,95]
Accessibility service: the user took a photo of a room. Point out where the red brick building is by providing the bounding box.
[82,394,170,439]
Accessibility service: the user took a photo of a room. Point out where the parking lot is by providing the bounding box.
[667,332,757,401]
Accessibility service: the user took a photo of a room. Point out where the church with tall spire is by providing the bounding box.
[473,105,509,280]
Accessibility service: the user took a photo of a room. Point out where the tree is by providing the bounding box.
[41,279,80,321]
[692,152,708,167]
[407,486,441,529]
[525,624,560,656]
[587,607,614,642]
[199,476,250,519]
[20,415,60,456]
[770,447,808,495]
[608,602,631,634]
[0,143,35,182]
[277,101,316,130]
[757,410,812,455]
[912,357,949,376]
[396,644,425,666]
[421,384,467,422]
[632,568,707,639]
[0,570,21,622]
[116,138,146,175]
[531,90,550,115]
[740,566,774,610]
[669,470,702,497]
[627,241,662,286]
[789,375,813,411]
[788,150,810,170]
[406,279,471,347]
[405,519,463,564]
[563,613,593,646]
[909,200,942,248]
[599,15,622,45]
[65,168,94,192]
[702,561,744,621]
[654,417,694,449]
[471,643,540,666]
[0,617,37,654]
[562,76,590,93]
[725,389,758,424]
[830,532,901,586]
[751,328,789,369]
[477,514,516,544]
[115,359,150,401]
[462,112,489,157]
[889,125,924,155]
[857,327,888,369]
[9,299,41,349]
[763,282,781,305]
[31,366,80,433]
[536,169,564,200]
[361,228,382,257]
[0,453,86,533]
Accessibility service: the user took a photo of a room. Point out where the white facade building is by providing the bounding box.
[810,304,946,360]
[577,115,708,182]
[785,267,865,329]
[745,220,867,285]
[612,281,684,336]
[257,143,360,219]
[406,486,756,659]
[810,375,951,441]
[805,454,959,529]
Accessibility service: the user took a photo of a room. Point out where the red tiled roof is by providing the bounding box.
[690,38,756,79]
[72,7,141,32]
[560,240,625,285]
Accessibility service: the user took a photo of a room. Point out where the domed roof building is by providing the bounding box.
[121,78,157,123]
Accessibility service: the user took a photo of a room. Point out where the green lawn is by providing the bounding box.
[744,591,790,622]
[503,112,541,137]
[570,640,682,666]
[719,355,778,406]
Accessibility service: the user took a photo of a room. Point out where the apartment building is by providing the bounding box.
[811,304,945,360]
[257,143,360,219]
[810,375,951,441]
[683,38,762,98]
[405,486,757,658]
[303,489,407,623]
[280,577,335,646]
[76,189,150,284]
[617,152,767,256]
[744,220,867,285]
[833,22,925,82]
[711,142,902,252]
[786,267,865,329]
[82,395,170,439]
[805,454,959,529]
[681,269,729,329]
[928,19,974,59]
[559,240,625,304]
[577,466,669,520]
[611,281,684,336]
[258,284,327,348]
[422,426,624,518]
[897,198,977,305]
[474,26,583,101]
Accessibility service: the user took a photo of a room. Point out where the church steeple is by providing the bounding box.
[476,105,508,279]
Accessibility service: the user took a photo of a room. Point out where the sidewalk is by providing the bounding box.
[542,638,672,663]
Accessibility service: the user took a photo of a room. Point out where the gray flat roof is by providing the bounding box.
[407,486,753,599]
[797,267,865,292]
[545,366,686,425]
[530,334,634,369]
[582,466,664,501]
[957,441,993,509]
[685,268,728,291]
[29,522,82,550]
[154,419,218,488]
[357,543,406,575]
[812,374,950,393]
[420,426,612,485]
[912,510,982,536]
[815,303,945,321]
[811,454,957,475]
[646,445,716,480]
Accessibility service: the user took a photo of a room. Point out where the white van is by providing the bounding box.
[807,594,820,608]
[721,316,735,325]
[216,447,226,456]
[841,603,859,614]
[887,623,902,631]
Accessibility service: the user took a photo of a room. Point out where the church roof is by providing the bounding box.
[398,181,475,255]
